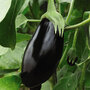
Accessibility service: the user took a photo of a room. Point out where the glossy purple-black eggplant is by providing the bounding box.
[20,18,64,88]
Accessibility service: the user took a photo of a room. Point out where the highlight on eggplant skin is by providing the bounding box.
[20,18,64,88]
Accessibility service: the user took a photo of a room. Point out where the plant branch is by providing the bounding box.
[79,63,86,90]
[28,19,41,22]
[65,18,90,30]
[76,57,90,66]
[65,0,75,24]
[59,44,69,68]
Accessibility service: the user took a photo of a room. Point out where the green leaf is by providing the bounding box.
[15,14,41,28]
[32,0,40,19]
[85,69,90,88]
[81,46,90,63]
[57,65,68,81]
[74,0,90,11]
[67,9,83,25]
[60,2,70,17]
[0,0,25,49]
[0,41,27,69]
[19,0,30,13]
[0,69,18,76]
[54,71,79,90]
[41,81,51,90]
[66,0,90,25]
[16,33,32,43]
[0,75,21,90]
[83,11,90,20]
[76,27,86,58]
[0,0,12,22]
[16,14,28,28]
[0,46,9,56]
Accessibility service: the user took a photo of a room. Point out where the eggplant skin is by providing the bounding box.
[20,18,64,88]
[30,85,41,90]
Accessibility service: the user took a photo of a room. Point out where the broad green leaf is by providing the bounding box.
[16,14,28,28]
[85,70,90,88]
[15,14,41,28]
[19,0,30,13]
[83,11,90,20]
[0,0,11,22]
[0,41,27,69]
[80,46,90,63]
[41,81,51,90]
[0,46,9,56]
[0,75,21,90]
[16,33,32,43]
[54,71,79,90]
[0,69,18,76]
[0,0,25,49]
[32,0,40,18]
[67,9,83,25]
[76,27,86,58]
[60,2,70,17]
[57,65,68,81]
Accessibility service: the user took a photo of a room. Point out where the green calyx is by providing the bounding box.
[67,47,77,59]
[41,0,65,37]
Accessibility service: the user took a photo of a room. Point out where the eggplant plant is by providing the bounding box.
[0,0,89,90]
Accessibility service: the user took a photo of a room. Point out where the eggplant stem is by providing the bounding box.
[47,0,56,12]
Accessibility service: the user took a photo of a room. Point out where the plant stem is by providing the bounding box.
[76,57,90,66]
[59,33,71,68]
[72,28,78,48]
[65,0,75,25]
[49,72,57,90]
[65,18,90,30]
[28,19,41,22]
[86,34,90,50]
[79,63,86,90]
[47,0,56,12]
[59,44,69,67]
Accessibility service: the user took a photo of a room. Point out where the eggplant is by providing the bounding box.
[20,18,64,88]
